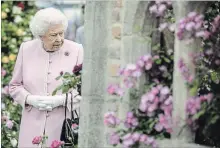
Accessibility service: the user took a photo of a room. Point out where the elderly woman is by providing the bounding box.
[9,8,83,147]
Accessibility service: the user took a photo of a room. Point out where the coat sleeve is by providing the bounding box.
[9,42,31,109]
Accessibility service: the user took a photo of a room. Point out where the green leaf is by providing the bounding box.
[63,72,72,79]
[155,59,162,64]
[55,75,62,80]
[62,85,70,94]
[189,85,198,96]
[210,115,220,124]
[52,90,58,96]
[52,84,64,95]
[163,57,171,63]
[192,109,205,120]
[149,120,156,129]
[64,72,71,76]
[210,71,219,84]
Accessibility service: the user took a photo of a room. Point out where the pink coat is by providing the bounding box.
[9,39,83,147]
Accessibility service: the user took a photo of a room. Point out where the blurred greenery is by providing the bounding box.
[1,1,37,147]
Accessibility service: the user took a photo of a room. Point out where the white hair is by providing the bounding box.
[29,7,68,38]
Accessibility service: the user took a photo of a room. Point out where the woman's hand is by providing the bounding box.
[26,95,55,110]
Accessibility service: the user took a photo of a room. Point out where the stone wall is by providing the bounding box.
[78,0,210,148]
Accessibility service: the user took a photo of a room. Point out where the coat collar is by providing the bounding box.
[37,39,65,56]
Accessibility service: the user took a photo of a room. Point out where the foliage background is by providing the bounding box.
[1,1,37,147]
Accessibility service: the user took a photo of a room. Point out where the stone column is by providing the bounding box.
[172,1,209,142]
[119,0,158,120]
[78,1,113,147]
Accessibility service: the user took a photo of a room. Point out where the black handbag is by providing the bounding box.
[60,92,79,146]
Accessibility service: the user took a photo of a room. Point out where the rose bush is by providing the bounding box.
[105,1,220,148]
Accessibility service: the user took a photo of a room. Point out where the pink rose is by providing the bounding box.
[1,68,6,77]
[104,112,120,127]
[158,4,167,16]
[32,136,42,145]
[72,123,78,129]
[109,132,120,145]
[139,134,148,142]
[6,120,13,129]
[155,123,163,132]
[50,140,64,148]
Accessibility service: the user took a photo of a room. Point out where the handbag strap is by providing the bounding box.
[64,92,79,120]
[64,93,68,120]
[70,92,79,119]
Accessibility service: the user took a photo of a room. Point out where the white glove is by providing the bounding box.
[26,95,52,111]
[26,95,65,111]
[39,95,65,110]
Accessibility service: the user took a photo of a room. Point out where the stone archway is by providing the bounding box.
[119,0,159,121]
[78,0,211,147]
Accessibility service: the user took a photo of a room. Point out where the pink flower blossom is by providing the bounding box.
[156,114,173,133]
[107,84,117,94]
[122,133,134,147]
[195,31,205,37]
[132,132,140,142]
[145,63,152,70]
[136,59,145,68]
[161,104,173,116]
[126,64,136,71]
[104,112,120,127]
[151,87,159,95]
[185,22,196,31]
[50,140,64,148]
[145,136,155,145]
[109,132,120,145]
[149,5,157,14]
[158,4,167,16]
[176,12,208,41]
[159,23,168,32]
[1,68,6,77]
[187,12,197,20]
[155,123,163,132]
[139,134,148,142]
[132,68,142,77]
[124,112,138,128]
[153,55,160,60]
[116,87,125,97]
[147,103,158,112]
[123,78,135,88]
[164,95,173,105]
[194,22,202,30]
[178,58,194,84]
[2,86,9,95]
[107,84,124,96]
[142,55,151,61]
[32,136,42,145]
[160,86,170,95]
[186,97,201,115]
[194,14,204,22]
[6,120,13,129]
[72,123,78,129]
[199,93,213,103]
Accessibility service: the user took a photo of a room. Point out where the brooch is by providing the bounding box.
[64,51,69,56]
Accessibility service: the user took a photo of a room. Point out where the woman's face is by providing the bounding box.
[41,24,65,51]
